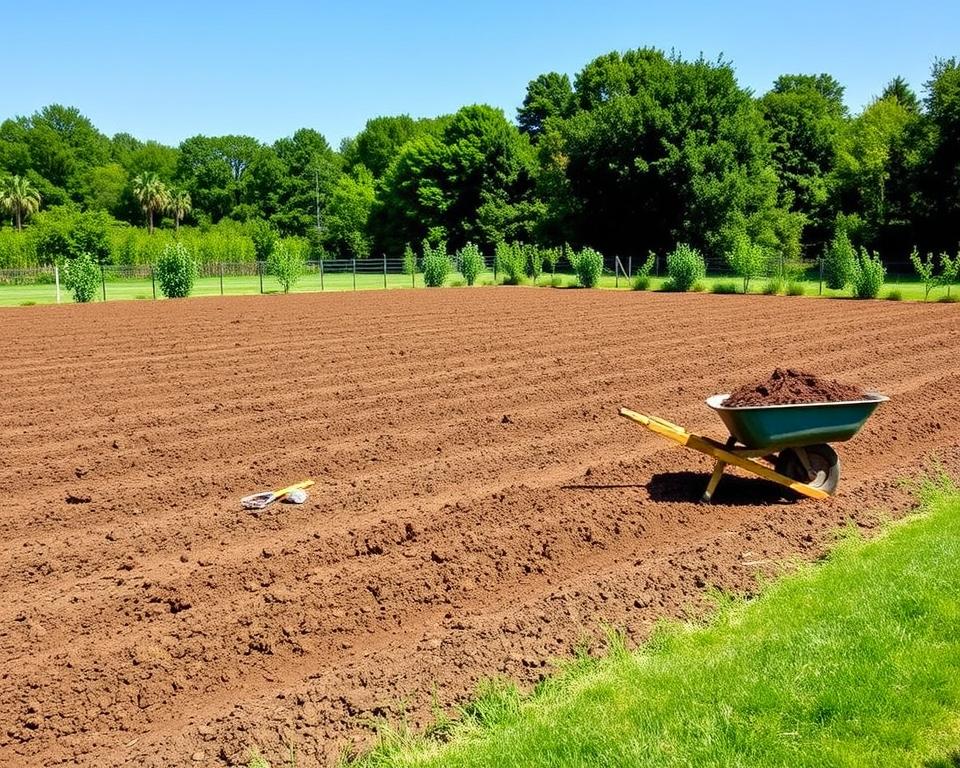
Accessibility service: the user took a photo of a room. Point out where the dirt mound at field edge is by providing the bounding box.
[724,367,865,407]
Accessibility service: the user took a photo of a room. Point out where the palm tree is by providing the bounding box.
[132,172,170,234]
[167,188,192,231]
[0,175,42,231]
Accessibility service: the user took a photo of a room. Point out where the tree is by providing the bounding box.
[835,96,915,245]
[132,171,170,233]
[344,115,417,177]
[920,58,960,253]
[267,242,305,293]
[375,105,536,255]
[167,188,192,231]
[881,76,921,113]
[760,75,846,252]
[771,74,847,111]
[0,105,110,205]
[0,174,41,230]
[270,128,340,235]
[517,73,575,138]
[323,167,375,259]
[80,163,128,215]
[726,233,766,293]
[560,49,789,261]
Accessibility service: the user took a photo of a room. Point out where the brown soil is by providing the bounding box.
[1,290,958,768]
[724,367,865,407]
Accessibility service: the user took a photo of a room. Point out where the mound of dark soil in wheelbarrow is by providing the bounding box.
[724,368,864,407]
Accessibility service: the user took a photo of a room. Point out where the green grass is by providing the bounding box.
[347,479,960,768]
[1,269,953,306]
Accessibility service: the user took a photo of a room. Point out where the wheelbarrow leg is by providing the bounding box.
[702,460,726,502]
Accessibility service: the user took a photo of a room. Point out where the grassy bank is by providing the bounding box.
[343,479,960,768]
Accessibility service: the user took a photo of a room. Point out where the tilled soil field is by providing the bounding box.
[2,289,959,767]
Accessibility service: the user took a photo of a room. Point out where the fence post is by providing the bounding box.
[220,262,224,296]
[151,265,156,299]
[383,253,387,289]
[818,257,824,296]
[55,265,60,304]
[615,256,620,288]
[320,258,324,291]
[258,261,264,294]
[100,263,106,302]
[628,256,632,278]
[352,259,357,291]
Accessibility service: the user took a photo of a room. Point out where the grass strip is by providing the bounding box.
[347,478,960,768]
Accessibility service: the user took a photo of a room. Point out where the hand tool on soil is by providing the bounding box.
[619,393,887,502]
[241,479,314,510]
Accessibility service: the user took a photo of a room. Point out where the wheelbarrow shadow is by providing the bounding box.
[647,471,793,506]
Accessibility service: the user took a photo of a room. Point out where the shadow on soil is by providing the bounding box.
[646,471,792,506]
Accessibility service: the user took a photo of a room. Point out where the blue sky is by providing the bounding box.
[3,1,956,148]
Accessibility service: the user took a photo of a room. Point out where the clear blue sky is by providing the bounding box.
[3,1,957,148]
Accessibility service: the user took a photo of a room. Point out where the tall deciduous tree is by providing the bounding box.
[517,73,576,138]
[375,105,536,255]
[921,58,960,252]
[835,96,915,245]
[760,74,846,253]
[558,49,792,260]
[132,171,170,233]
[0,174,42,229]
[323,167,375,258]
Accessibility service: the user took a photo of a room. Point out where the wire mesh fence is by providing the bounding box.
[0,250,920,305]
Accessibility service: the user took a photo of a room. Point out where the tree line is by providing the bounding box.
[1,48,958,269]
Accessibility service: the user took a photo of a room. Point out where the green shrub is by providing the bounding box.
[155,242,197,298]
[572,247,604,288]
[550,274,564,288]
[494,242,526,285]
[938,294,959,303]
[786,281,806,296]
[910,247,937,300]
[664,243,705,292]
[885,289,903,301]
[823,230,856,290]
[851,248,886,299]
[631,252,656,291]
[762,277,783,295]
[458,242,485,286]
[267,242,305,293]
[422,239,451,287]
[725,234,765,293]
[62,252,100,303]
[711,281,739,294]
[449,277,466,287]
[403,243,417,281]
[542,247,561,276]
[940,251,959,299]
[525,244,545,283]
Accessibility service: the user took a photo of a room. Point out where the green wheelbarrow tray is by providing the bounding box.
[706,393,889,452]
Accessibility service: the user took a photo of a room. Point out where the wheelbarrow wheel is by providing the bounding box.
[774,444,840,496]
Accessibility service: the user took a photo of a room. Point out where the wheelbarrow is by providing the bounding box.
[619,393,888,502]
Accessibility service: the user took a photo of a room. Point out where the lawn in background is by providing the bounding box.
[0,270,952,307]
[345,479,960,768]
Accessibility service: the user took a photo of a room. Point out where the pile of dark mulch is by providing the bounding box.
[724,368,865,407]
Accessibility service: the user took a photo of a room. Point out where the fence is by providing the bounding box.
[0,251,922,304]
[0,257,485,303]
